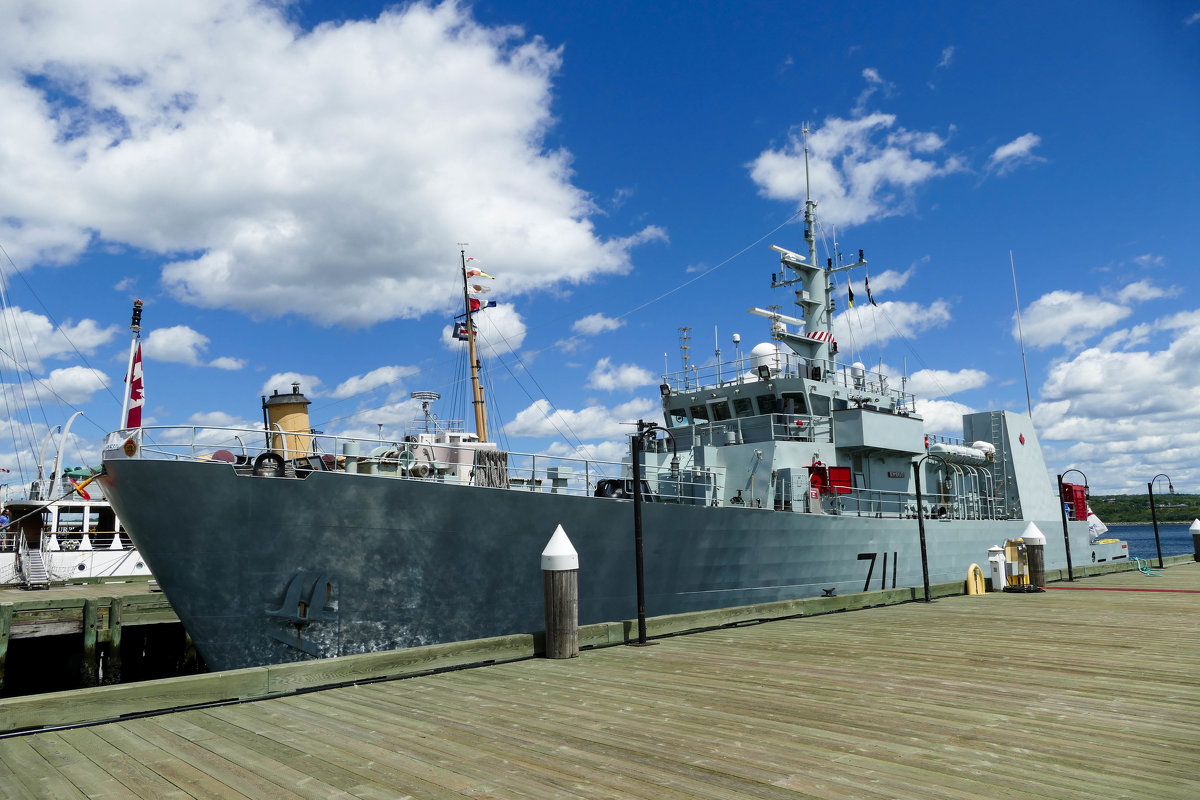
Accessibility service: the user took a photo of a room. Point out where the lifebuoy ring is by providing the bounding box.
[253,452,286,477]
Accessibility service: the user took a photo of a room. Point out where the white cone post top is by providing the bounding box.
[1190,519,1200,533]
[1021,522,1046,546]
[541,524,579,571]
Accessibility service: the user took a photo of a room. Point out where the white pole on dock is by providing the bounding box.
[1022,522,1047,588]
[541,525,579,659]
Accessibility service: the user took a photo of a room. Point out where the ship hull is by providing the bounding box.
[102,458,1102,672]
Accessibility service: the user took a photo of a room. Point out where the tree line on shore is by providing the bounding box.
[1087,493,1200,524]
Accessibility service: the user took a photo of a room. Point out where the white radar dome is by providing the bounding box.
[750,342,781,377]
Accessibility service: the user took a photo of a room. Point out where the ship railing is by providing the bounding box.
[769,414,833,443]
[925,432,971,448]
[662,355,916,413]
[666,415,834,448]
[105,425,703,501]
[779,478,1003,520]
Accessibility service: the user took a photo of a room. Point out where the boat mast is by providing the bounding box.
[460,247,488,442]
[119,299,143,429]
[801,126,824,351]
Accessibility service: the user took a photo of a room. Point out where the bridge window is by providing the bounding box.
[781,392,808,415]
[809,394,831,417]
[733,397,754,418]
[756,394,778,414]
[667,408,689,427]
[689,405,710,423]
[709,401,732,421]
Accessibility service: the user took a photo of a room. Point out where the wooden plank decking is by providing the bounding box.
[2,563,1197,799]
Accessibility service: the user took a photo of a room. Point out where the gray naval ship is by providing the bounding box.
[99,192,1125,672]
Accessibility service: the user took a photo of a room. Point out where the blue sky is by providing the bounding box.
[0,0,1197,496]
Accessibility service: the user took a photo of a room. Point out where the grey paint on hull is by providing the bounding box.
[102,459,1093,671]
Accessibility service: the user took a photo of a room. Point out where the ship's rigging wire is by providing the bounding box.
[311,212,805,455]
[808,219,955,401]
[0,241,117,484]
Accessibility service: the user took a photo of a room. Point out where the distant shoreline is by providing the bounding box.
[1103,520,1195,526]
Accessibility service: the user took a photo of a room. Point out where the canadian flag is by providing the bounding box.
[125,342,144,428]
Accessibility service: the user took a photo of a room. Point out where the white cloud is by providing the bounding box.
[834,299,952,348]
[1187,12,1200,26]
[1034,309,1200,491]
[864,266,914,294]
[504,397,656,439]
[750,112,964,228]
[572,313,624,336]
[208,356,247,371]
[987,133,1044,175]
[0,1,660,326]
[540,439,628,464]
[143,324,240,368]
[937,46,955,68]
[6,365,110,407]
[906,368,989,398]
[1115,280,1168,304]
[1012,286,1161,352]
[330,365,420,399]
[853,68,894,116]
[0,307,117,373]
[186,411,249,428]
[914,398,975,436]
[587,357,656,391]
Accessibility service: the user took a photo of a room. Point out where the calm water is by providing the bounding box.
[1105,523,1196,559]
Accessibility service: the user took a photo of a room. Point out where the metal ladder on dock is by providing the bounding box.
[18,541,51,590]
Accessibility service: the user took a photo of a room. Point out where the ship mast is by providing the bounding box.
[764,124,866,369]
[459,247,488,442]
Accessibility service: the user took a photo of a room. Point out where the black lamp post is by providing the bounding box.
[1148,473,1173,570]
[1056,469,1086,582]
[912,454,946,603]
[630,420,675,645]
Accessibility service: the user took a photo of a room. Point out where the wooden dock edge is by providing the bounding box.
[1,553,1192,734]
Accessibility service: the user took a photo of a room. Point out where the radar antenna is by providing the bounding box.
[411,391,441,433]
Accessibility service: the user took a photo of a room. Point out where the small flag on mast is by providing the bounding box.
[865,274,877,306]
[125,342,144,428]
[847,284,855,309]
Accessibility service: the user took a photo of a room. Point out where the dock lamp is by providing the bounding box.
[1056,469,1087,582]
[1148,473,1174,569]
[912,454,947,603]
[630,420,676,645]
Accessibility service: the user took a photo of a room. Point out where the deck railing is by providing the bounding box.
[104,426,1002,519]
[662,353,916,413]
[104,426,728,502]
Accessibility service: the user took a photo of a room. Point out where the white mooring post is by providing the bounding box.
[1022,522,1047,588]
[541,524,579,659]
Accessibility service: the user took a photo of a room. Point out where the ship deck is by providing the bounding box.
[2,561,1197,799]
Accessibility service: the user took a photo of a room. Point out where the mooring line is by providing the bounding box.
[1043,586,1200,594]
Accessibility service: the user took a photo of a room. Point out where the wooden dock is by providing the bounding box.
[1,561,1196,798]
[0,580,181,691]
